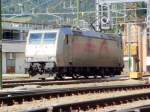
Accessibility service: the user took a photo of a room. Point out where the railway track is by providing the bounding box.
[117,105,150,112]
[22,92,150,112]
[0,84,150,108]
[2,77,128,88]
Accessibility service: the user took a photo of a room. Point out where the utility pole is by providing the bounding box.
[128,23,131,73]
[18,3,23,15]
[76,0,80,27]
[0,1,2,89]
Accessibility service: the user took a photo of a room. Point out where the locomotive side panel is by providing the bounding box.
[71,35,121,67]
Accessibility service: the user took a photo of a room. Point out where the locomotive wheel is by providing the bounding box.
[54,73,58,80]
[40,78,46,81]
[72,74,79,79]
[54,76,59,80]
[110,74,115,77]
[110,71,115,77]
[94,75,97,78]
[84,75,89,79]
[101,74,104,78]
[54,73,64,80]
[29,70,37,77]
[54,76,62,80]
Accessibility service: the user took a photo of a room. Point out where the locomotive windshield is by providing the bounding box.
[28,32,56,44]
[29,33,42,44]
[43,33,56,44]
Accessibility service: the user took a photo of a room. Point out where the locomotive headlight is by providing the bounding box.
[48,56,55,61]
[51,57,55,61]
[26,57,34,61]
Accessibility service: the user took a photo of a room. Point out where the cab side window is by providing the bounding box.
[65,35,68,44]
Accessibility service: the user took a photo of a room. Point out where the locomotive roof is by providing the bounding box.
[28,27,119,40]
[60,27,118,40]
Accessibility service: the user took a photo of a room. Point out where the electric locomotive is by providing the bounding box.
[25,26,124,79]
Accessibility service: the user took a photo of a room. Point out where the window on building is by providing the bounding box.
[147,66,150,73]
[3,30,19,40]
[147,38,150,56]
[22,31,28,40]
[6,52,16,73]
[6,52,16,59]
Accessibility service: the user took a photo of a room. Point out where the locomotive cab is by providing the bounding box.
[25,30,58,77]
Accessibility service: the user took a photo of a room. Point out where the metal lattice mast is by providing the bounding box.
[95,0,100,31]
[147,0,150,37]
[95,0,147,32]
[76,0,80,27]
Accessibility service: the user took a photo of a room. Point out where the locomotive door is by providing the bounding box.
[64,35,73,66]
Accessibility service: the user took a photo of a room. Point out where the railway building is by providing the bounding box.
[2,28,27,74]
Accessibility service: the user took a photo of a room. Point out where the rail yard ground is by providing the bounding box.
[2,74,30,80]
[1,74,150,112]
[2,0,150,112]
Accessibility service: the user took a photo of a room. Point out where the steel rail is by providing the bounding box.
[3,75,128,83]
[0,84,150,107]
[22,92,150,112]
[116,105,150,112]
[2,78,127,88]
[51,92,150,112]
